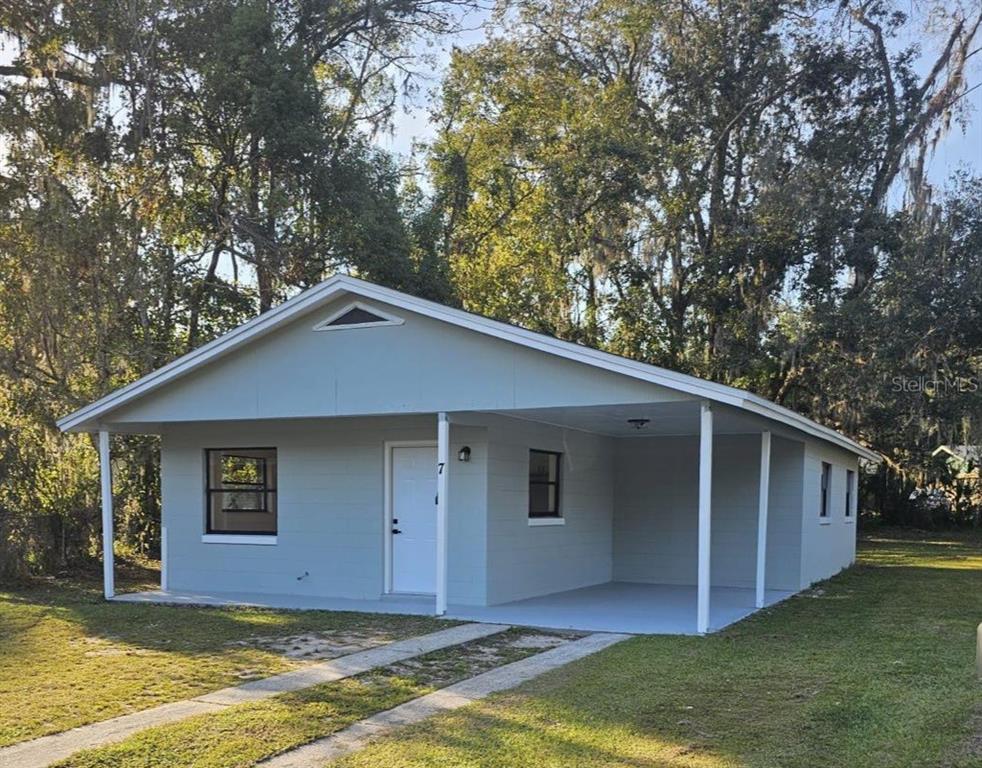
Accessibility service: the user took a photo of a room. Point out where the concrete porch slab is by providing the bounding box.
[114,581,793,635]
[113,590,437,616]
[447,582,794,634]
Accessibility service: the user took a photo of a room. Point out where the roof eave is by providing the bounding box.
[58,274,880,463]
[56,275,352,432]
[739,397,880,463]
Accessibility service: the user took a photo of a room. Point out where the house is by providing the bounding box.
[59,276,879,634]
[932,445,981,482]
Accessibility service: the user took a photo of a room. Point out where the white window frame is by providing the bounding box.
[205,447,278,538]
[819,462,832,523]
[528,449,563,522]
[202,534,277,545]
[845,469,856,523]
[312,301,404,331]
[529,517,565,527]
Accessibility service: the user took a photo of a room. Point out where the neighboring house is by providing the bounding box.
[59,276,878,634]
[932,445,981,482]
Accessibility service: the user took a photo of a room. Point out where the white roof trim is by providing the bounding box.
[311,301,404,331]
[57,275,879,461]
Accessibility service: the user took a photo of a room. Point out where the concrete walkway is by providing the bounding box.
[261,632,630,768]
[0,623,508,768]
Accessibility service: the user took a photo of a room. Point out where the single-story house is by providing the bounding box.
[59,275,878,634]
[932,445,980,482]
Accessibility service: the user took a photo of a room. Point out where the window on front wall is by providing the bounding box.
[206,448,277,534]
[846,469,855,518]
[820,462,831,518]
[529,449,561,518]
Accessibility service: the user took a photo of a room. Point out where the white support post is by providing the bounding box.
[98,429,115,600]
[697,401,713,635]
[161,525,168,592]
[755,431,771,609]
[435,412,450,616]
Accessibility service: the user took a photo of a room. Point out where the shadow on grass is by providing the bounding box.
[333,532,982,768]
[4,532,982,765]
[1,567,445,656]
[0,566,449,747]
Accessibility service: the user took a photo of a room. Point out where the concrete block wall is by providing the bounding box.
[161,415,489,605]
[481,414,615,605]
[799,440,859,587]
[612,434,805,591]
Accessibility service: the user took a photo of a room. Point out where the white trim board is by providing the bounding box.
[57,275,878,462]
[201,534,277,546]
[311,300,404,331]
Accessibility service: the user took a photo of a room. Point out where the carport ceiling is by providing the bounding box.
[487,401,779,438]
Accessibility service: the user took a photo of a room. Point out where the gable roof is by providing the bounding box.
[57,275,879,461]
[932,444,981,462]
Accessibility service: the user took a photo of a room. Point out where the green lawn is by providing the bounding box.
[329,532,982,768]
[3,533,981,767]
[54,627,564,768]
[0,568,448,747]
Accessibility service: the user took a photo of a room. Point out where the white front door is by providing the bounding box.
[391,445,437,594]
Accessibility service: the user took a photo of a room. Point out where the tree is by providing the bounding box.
[806,175,982,525]
[0,0,471,575]
[430,0,980,384]
[426,0,980,524]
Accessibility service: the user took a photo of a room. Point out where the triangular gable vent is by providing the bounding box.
[312,301,404,331]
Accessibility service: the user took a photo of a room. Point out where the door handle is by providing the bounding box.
[392,528,402,534]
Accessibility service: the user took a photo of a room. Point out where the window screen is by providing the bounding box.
[820,462,831,518]
[327,307,387,326]
[846,469,855,517]
[529,450,561,518]
[206,448,277,534]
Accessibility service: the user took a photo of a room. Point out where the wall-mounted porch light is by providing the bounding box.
[458,446,472,462]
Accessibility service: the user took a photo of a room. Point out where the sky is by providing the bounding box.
[377,8,982,190]
[2,8,979,195]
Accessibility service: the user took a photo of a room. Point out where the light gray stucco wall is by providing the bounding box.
[159,410,857,606]
[446,425,488,605]
[161,415,488,605]
[481,415,615,605]
[612,434,805,591]
[110,295,691,427]
[799,440,859,587]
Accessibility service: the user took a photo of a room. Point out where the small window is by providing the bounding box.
[206,448,277,534]
[328,307,387,326]
[312,302,403,331]
[846,469,855,518]
[820,462,831,518]
[529,450,561,518]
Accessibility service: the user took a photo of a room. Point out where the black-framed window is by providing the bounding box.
[820,462,831,518]
[529,450,561,518]
[206,448,277,534]
[845,469,855,518]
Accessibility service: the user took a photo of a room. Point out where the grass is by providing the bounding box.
[4,532,981,767]
[0,565,449,747]
[53,627,565,768]
[326,530,982,768]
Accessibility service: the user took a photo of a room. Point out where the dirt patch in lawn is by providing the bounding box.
[943,708,982,768]
[72,636,157,658]
[381,628,583,689]
[225,627,407,660]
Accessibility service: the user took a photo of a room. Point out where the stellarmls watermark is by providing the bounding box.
[891,373,980,394]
